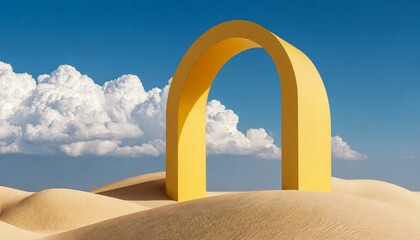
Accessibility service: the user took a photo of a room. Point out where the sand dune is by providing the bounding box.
[0,188,147,233]
[2,173,420,240]
[92,171,176,208]
[0,186,32,213]
[92,171,166,194]
[93,172,420,218]
[333,177,420,221]
[0,220,42,240]
[46,190,420,240]
[92,172,236,208]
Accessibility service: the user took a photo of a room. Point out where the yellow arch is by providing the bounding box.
[166,20,331,202]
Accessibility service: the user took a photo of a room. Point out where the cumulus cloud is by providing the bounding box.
[331,136,367,160]
[206,100,280,159]
[0,62,36,119]
[0,61,280,158]
[0,61,365,160]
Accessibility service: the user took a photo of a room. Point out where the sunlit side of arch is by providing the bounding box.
[166,20,331,202]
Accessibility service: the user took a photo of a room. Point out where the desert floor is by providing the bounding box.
[1,172,420,239]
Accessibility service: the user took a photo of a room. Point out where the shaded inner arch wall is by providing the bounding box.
[166,20,331,202]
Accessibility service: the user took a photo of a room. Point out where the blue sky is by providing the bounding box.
[1,0,420,191]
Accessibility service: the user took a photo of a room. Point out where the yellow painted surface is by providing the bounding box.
[166,20,331,202]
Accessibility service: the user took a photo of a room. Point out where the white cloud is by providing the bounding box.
[0,61,365,161]
[60,140,120,157]
[0,142,21,154]
[0,62,36,119]
[59,140,162,157]
[331,136,367,160]
[0,61,280,159]
[206,100,280,159]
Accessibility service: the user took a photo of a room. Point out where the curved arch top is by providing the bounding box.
[166,20,331,202]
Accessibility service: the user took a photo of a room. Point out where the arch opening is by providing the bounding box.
[205,48,281,192]
[166,20,331,202]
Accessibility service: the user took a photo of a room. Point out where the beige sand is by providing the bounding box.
[0,186,32,213]
[92,172,234,208]
[92,171,176,208]
[0,220,42,240]
[2,173,420,240]
[0,188,146,233]
[333,177,420,220]
[47,190,420,240]
[94,172,420,216]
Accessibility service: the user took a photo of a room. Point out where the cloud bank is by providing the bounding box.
[0,61,365,160]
